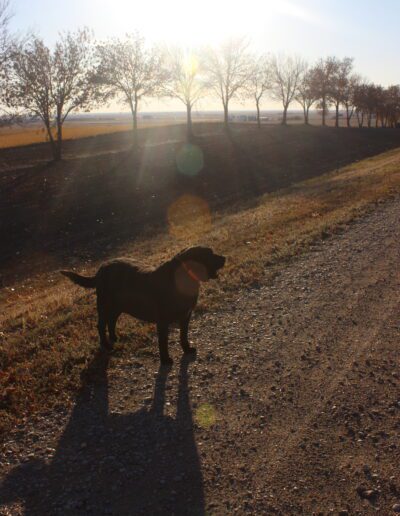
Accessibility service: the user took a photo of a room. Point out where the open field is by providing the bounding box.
[0,122,134,149]
[0,111,371,149]
[2,123,400,284]
[0,118,193,149]
[1,124,400,514]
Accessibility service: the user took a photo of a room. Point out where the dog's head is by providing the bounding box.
[177,246,226,282]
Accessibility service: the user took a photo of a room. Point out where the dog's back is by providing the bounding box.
[97,257,154,287]
[95,258,162,323]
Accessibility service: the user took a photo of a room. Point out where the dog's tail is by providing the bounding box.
[60,270,97,289]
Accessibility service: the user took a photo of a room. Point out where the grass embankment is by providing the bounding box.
[1,147,400,438]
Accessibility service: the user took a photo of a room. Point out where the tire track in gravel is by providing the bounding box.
[192,198,400,514]
[253,277,400,514]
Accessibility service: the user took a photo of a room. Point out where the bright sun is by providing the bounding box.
[102,0,319,47]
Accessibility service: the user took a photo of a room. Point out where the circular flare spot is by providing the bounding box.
[176,143,204,177]
[195,403,216,428]
[168,195,211,240]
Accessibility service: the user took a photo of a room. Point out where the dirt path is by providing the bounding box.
[1,198,400,515]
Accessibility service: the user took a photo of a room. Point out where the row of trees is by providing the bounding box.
[0,4,399,160]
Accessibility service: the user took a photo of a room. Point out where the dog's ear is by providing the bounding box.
[177,246,212,261]
[177,246,199,257]
[175,247,188,260]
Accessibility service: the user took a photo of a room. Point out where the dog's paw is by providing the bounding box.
[161,356,173,366]
[184,346,197,355]
[100,339,113,351]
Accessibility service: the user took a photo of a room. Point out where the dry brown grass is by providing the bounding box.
[0,120,191,148]
[0,115,365,149]
[0,123,133,148]
[1,147,400,437]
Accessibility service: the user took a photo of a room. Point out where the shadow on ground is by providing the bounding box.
[0,352,204,515]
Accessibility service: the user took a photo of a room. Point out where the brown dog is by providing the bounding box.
[61,246,225,365]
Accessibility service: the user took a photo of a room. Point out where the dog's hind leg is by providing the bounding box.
[107,312,120,344]
[156,322,173,365]
[179,313,196,355]
[97,296,111,350]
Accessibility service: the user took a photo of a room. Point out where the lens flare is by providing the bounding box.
[176,143,204,177]
[195,403,216,428]
[168,194,211,240]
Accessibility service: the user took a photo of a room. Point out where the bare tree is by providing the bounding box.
[204,37,251,127]
[383,85,400,128]
[311,57,338,126]
[0,1,10,62]
[0,0,16,124]
[5,29,97,160]
[270,54,305,125]
[247,54,271,129]
[95,33,167,144]
[353,82,382,128]
[341,74,361,127]
[295,64,317,124]
[162,47,206,137]
[353,82,369,128]
[330,57,353,127]
[364,84,382,128]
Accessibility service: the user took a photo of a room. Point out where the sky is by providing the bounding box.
[8,0,400,113]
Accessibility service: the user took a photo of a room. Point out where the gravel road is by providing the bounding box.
[1,198,400,515]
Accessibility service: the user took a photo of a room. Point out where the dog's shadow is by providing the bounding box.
[0,352,204,516]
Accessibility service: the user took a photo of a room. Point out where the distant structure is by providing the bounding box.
[229,114,257,122]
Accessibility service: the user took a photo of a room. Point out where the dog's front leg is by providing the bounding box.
[179,313,196,355]
[157,322,173,365]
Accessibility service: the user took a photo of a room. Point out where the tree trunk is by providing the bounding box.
[306,106,310,124]
[128,94,139,149]
[335,102,339,128]
[55,118,62,161]
[133,98,138,143]
[44,121,58,161]
[302,104,308,124]
[186,103,193,139]
[346,106,351,127]
[322,95,327,126]
[223,102,229,128]
[282,104,288,125]
[256,100,261,129]
[321,97,326,125]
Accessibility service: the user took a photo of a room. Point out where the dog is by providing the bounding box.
[61,246,225,365]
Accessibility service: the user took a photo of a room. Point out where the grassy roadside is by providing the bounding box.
[1,147,400,438]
